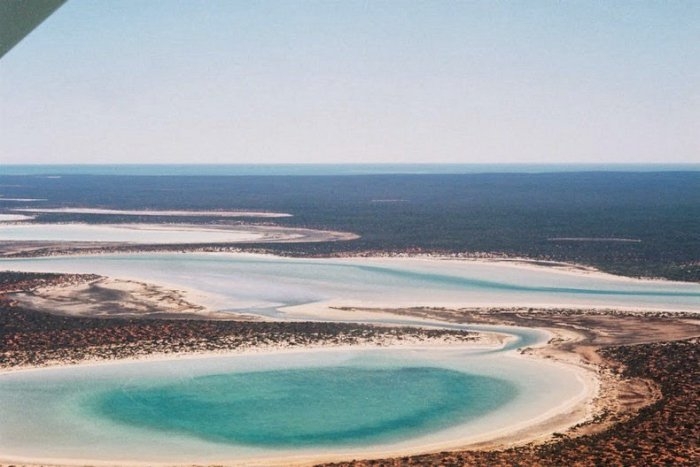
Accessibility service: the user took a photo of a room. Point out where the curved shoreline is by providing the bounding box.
[0,332,600,467]
[4,318,696,467]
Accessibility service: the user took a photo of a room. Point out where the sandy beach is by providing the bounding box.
[8,275,240,320]
[10,208,293,218]
[0,223,359,247]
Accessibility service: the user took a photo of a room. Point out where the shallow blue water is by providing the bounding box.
[86,366,516,447]
[3,253,699,316]
[353,263,700,298]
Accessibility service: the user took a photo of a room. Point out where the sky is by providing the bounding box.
[1,0,698,165]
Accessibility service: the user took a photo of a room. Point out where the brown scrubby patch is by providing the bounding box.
[0,273,478,369]
[0,271,99,294]
[0,306,477,368]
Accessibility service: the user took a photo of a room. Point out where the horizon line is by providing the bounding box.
[4,162,700,167]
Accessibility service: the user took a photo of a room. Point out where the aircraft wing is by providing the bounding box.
[0,0,67,59]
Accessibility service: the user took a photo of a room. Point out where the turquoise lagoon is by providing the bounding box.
[0,346,580,464]
[90,367,514,447]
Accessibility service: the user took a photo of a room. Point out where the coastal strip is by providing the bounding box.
[1,271,698,466]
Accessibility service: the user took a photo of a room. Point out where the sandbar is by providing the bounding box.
[0,224,359,256]
[0,214,34,222]
[12,207,292,218]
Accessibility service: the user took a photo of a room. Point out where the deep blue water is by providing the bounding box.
[2,163,699,176]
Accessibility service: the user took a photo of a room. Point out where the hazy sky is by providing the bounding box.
[1,1,698,165]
